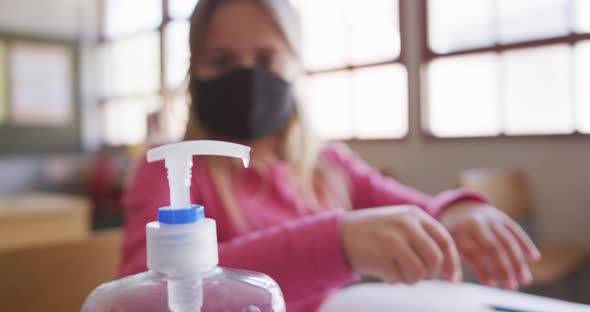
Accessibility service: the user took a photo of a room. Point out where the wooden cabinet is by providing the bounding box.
[0,193,90,250]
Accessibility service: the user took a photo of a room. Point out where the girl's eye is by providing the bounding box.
[210,56,233,70]
[256,52,275,69]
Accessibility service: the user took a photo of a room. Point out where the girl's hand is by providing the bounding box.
[341,205,462,284]
[439,202,541,290]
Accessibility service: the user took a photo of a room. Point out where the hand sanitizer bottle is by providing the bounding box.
[82,140,285,312]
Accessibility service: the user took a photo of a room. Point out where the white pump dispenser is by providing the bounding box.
[81,140,284,312]
[145,141,250,274]
[147,140,250,209]
[146,141,250,311]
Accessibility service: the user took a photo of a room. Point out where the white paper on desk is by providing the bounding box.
[318,281,590,312]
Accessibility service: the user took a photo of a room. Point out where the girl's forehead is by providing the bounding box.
[204,2,286,46]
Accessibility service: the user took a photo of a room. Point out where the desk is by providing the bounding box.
[319,281,590,312]
[0,192,90,250]
[0,229,122,312]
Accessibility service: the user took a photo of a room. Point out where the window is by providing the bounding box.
[169,0,200,20]
[104,0,162,39]
[575,0,590,34]
[428,0,495,54]
[352,65,407,139]
[98,0,407,145]
[575,41,590,133]
[496,0,570,44]
[164,20,190,89]
[9,42,74,126]
[103,96,160,145]
[425,0,590,137]
[98,32,161,97]
[297,0,406,139]
[427,53,500,137]
[501,45,573,135]
[0,41,6,124]
[99,0,190,146]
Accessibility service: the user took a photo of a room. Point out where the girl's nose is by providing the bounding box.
[237,56,256,68]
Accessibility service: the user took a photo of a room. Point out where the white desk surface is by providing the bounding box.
[319,281,590,312]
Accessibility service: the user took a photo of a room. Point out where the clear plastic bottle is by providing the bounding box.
[82,267,284,311]
[82,141,285,312]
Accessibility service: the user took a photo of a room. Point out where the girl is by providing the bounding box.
[121,0,540,311]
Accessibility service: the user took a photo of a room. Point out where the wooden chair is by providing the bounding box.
[0,229,122,312]
[459,169,589,289]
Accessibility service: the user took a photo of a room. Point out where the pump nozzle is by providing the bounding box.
[146,140,251,311]
[147,140,251,209]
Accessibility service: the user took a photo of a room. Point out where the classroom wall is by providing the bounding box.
[348,0,590,247]
[0,156,43,195]
[0,0,80,40]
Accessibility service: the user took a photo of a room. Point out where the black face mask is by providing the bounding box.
[191,67,294,141]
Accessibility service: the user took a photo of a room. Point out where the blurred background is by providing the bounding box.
[0,0,589,311]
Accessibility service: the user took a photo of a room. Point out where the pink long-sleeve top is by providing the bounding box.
[120,144,485,311]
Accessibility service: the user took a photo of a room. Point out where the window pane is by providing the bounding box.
[0,41,6,124]
[352,64,407,138]
[104,0,162,38]
[102,96,161,146]
[9,42,73,126]
[98,32,161,97]
[345,0,400,65]
[428,0,495,54]
[170,0,199,20]
[299,0,399,70]
[161,94,190,141]
[165,20,190,89]
[498,0,570,44]
[575,0,590,34]
[427,53,500,137]
[575,41,590,133]
[299,1,349,70]
[501,45,573,135]
[301,72,353,139]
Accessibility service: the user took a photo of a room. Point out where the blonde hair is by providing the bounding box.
[184,0,350,232]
